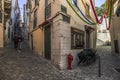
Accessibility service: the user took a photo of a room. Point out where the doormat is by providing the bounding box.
[114,68,120,73]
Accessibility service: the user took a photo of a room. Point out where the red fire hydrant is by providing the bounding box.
[68,53,73,70]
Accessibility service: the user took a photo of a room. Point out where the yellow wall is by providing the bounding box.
[33,28,43,56]
[29,0,45,55]
[0,23,4,48]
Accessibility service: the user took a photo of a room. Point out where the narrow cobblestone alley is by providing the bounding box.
[0,44,120,80]
[1,0,120,80]
[0,43,65,80]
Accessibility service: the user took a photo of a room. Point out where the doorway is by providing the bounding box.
[86,29,90,48]
[44,25,51,60]
[31,34,33,50]
[85,26,91,49]
[114,40,119,53]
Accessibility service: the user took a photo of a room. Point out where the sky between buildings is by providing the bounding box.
[18,0,105,18]
[18,0,27,19]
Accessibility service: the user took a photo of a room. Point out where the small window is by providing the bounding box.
[62,15,70,23]
[102,29,107,33]
[45,3,51,19]
[98,30,101,33]
[34,0,38,5]
[33,10,37,29]
[71,27,84,49]
[61,5,67,14]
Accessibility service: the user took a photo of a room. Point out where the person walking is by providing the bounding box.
[17,35,23,52]
[14,34,18,50]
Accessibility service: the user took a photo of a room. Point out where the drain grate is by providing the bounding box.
[115,68,120,73]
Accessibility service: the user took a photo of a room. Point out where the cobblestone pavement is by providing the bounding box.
[0,44,120,80]
[60,46,120,80]
[0,44,65,80]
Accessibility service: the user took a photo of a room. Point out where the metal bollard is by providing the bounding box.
[98,56,101,77]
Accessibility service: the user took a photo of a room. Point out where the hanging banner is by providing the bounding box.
[108,0,113,30]
[72,0,95,25]
[81,0,96,24]
[90,0,104,24]
[66,0,95,25]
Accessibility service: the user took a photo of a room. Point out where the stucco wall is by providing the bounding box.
[0,23,4,48]
[31,0,44,56]
[29,0,45,54]
[110,0,120,53]
[33,29,43,56]
[37,0,45,25]
[111,16,120,53]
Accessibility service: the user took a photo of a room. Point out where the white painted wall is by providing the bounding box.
[97,17,111,46]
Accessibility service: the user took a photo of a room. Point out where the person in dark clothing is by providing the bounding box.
[14,34,18,49]
[17,35,23,51]
[116,6,120,17]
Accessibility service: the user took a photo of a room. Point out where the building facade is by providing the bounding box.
[11,0,21,38]
[110,0,120,53]
[0,0,11,47]
[0,23,4,48]
[26,0,97,69]
[22,4,29,44]
[0,0,4,48]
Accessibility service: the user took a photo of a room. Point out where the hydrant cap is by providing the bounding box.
[68,53,73,60]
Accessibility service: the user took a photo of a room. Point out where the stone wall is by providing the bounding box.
[51,16,61,68]
[51,14,85,69]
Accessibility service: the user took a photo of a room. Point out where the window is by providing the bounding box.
[98,30,101,33]
[102,29,107,33]
[33,10,37,29]
[62,14,70,23]
[45,3,51,19]
[71,27,84,49]
[28,0,32,10]
[61,5,67,14]
[34,0,38,5]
